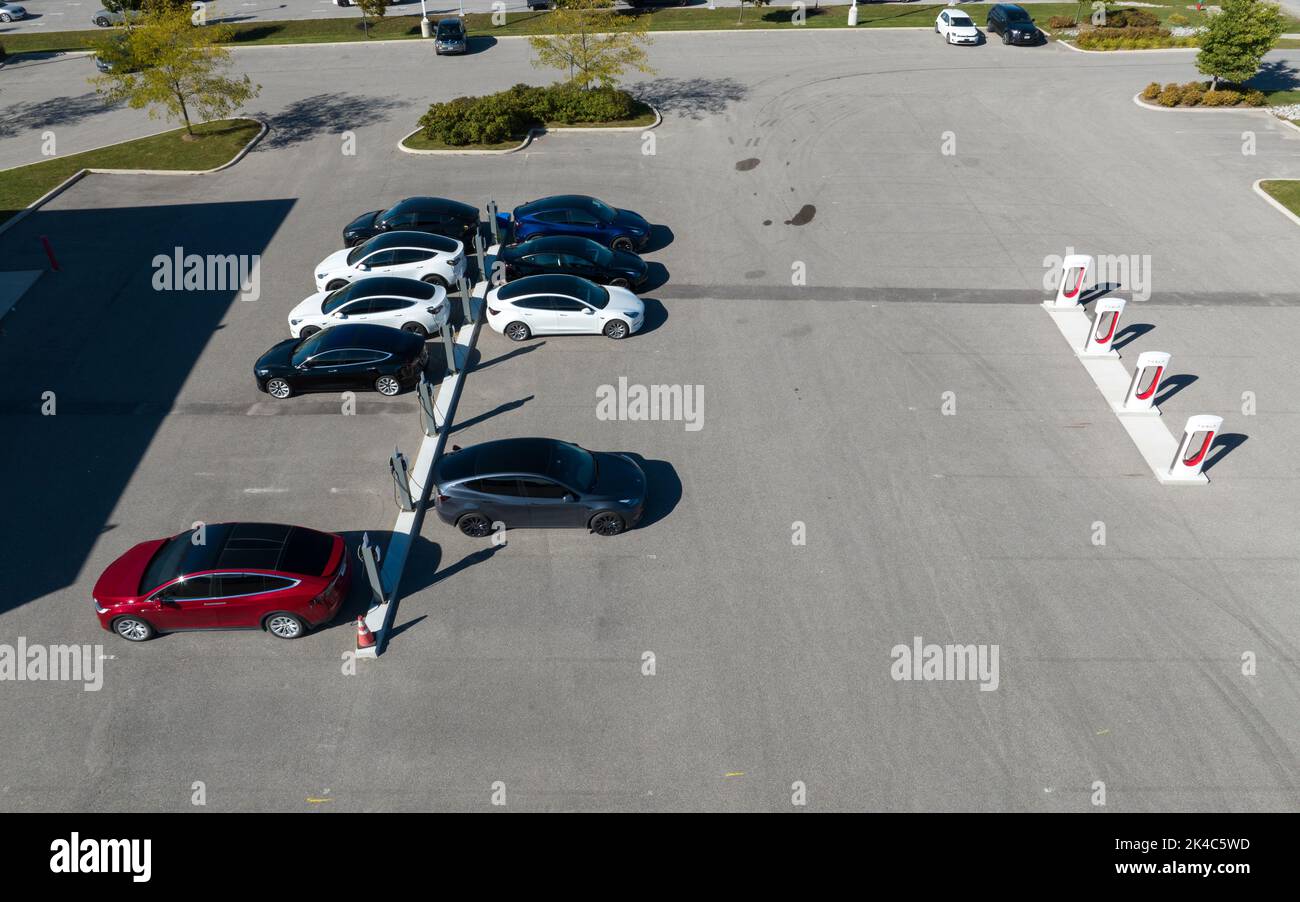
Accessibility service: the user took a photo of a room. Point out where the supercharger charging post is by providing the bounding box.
[1161,415,1222,485]
[1114,351,1170,416]
[1078,295,1125,358]
[416,372,442,437]
[487,200,501,245]
[1044,253,1091,310]
[358,532,385,609]
[389,447,414,512]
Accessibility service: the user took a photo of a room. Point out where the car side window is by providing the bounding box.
[519,477,569,499]
[478,477,522,497]
[550,295,586,312]
[341,300,373,316]
[568,209,600,225]
[364,250,398,267]
[394,248,432,264]
[216,574,269,597]
[385,213,417,228]
[156,575,215,601]
[525,253,560,267]
[534,210,567,223]
[515,296,553,311]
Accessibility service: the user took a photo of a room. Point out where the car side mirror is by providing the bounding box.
[583,308,594,315]
[335,312,347,319]
[357,264,370,272]
[563,494,576,503]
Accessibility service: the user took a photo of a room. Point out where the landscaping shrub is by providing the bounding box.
[1141,81,1161,100]
[1243,90,1267,107]
[1180,82,1205,106]
[1076,26,1195,49]
[1104,8,1160,28]
[417,82,643,146]
[1157,86,1182,107]
[1047,15,1077,29]
[1167,12,1190,25]
[1201,89,1243,106]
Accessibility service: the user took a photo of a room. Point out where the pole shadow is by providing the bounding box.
[1111,323,1154,353]
[1154,374,1197,406]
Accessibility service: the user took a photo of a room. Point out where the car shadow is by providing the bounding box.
[461,35,497,55]
[643,225,675,253]
[641,262,671,293]
[617,453,681,530]
[636,297,669,336]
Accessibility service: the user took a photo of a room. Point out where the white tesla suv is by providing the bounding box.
[288,276,449,339]
[314,231,466,292]
[485,274,644,341]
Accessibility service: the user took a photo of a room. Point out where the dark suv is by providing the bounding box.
[986,4,1040,44]
[343,197,480,247]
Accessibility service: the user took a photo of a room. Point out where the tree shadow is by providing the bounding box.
[1153,373,1196,406]
[1201,433,1247,474]
[0,92,117,139]
[253,92,411,150]
[1246,58,1300,92]
[632,76,749,120]
[1110,322,1153,353]
[762,6,827,22]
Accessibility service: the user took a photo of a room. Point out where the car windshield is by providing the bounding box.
[345,242,374,266]
[550,443,597,492]
[139,531,194,595]
[951,15,973,26]
[1005,8,1031,21]
[291,330,329,366]
[320,285,353,314]
[590,244,615,266]
[589,198,616,222]
[437,23,461,37]
[578,280,611,309]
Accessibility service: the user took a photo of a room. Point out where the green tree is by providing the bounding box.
[528,0,654,89]
[1196,0,1285,89]
[90,0,260,137]
[354,0,387,37]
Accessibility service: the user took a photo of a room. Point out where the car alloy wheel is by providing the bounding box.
[611,236,635,253]
[267,378,292,399]
[402,322,428,338]
[1,14,12,22]
[299,326,320,339]
[603,320,629,340]
[422,275,448,288]
[375,375,401,396]
[96,16,110,25]
[114,617,154,642]
[590,511,626,536]
[609,277,630,289]
[266,613,304,639]
[457,513,493,538]
[504,321,530,342]
[1002,31,1010,44]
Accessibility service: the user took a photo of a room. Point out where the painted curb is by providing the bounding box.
[1132,93,1300,134]
[1253,178,1300,229]
[398,105,661,155]
[0,119,267,239]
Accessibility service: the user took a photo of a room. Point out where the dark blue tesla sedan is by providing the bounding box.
[497,195,653,252]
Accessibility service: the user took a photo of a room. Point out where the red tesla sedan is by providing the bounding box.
[93,523,350,642]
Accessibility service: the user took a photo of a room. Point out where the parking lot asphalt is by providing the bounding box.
[0,31,1298,811]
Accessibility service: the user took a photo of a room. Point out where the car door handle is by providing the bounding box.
[203,602,226,607]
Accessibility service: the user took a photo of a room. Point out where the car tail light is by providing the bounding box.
[487,307,500,317]
[427,304,443,315]
[435,493,448,507]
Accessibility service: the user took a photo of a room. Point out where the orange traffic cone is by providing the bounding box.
[356,615,376,649]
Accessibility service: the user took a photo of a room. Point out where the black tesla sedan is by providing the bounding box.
[343,197,481,247]
[254,323,428,400]
[432,438,647,537]
[497,235,649,289]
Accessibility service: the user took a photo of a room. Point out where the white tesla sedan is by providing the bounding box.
[485,274,644,341]
[314,231,465,292]
[936,8,980,44]
[288,277,449,339]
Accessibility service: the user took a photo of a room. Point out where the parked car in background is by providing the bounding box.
[93,523,350,641]
[986,4,1040,44]
[287,277,448,339]
[254,323,429,399]
[432,437,647,537]
[343,196,480,247]
[0,2,28,22]
[485,274,644,341]
[496,235,648,289]
[434,17,468,55]
[315,231,465,291]
[936,8,980,44]
[499,195,652,252]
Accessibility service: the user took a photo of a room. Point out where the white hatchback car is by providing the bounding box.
[486,274,644,341]
[288,276,449,339]
[314,231,465,292]
[936,8,980,44]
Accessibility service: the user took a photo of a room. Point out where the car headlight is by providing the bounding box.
[93,598,107,614]
[617,498,640,505]
[257,368,270,376]
[316,272,327,280]
[290,319,301,326]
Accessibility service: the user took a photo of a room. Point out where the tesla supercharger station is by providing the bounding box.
[358,532,385,609]
[1115,351,1169,415]
[417,372,441,436]
[1046,253,1091,309]
[389,448,414,511]
[1078,295,1125,357]
[487,200,500,245]
[473,233,487,280]
[1164,415,1222,484]
[458,277,474,324]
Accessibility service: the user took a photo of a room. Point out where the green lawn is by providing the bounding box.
[404,104,658,151]
[0,119,261,226]
[1260,180,1300,219]
[9,4,1288,55]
